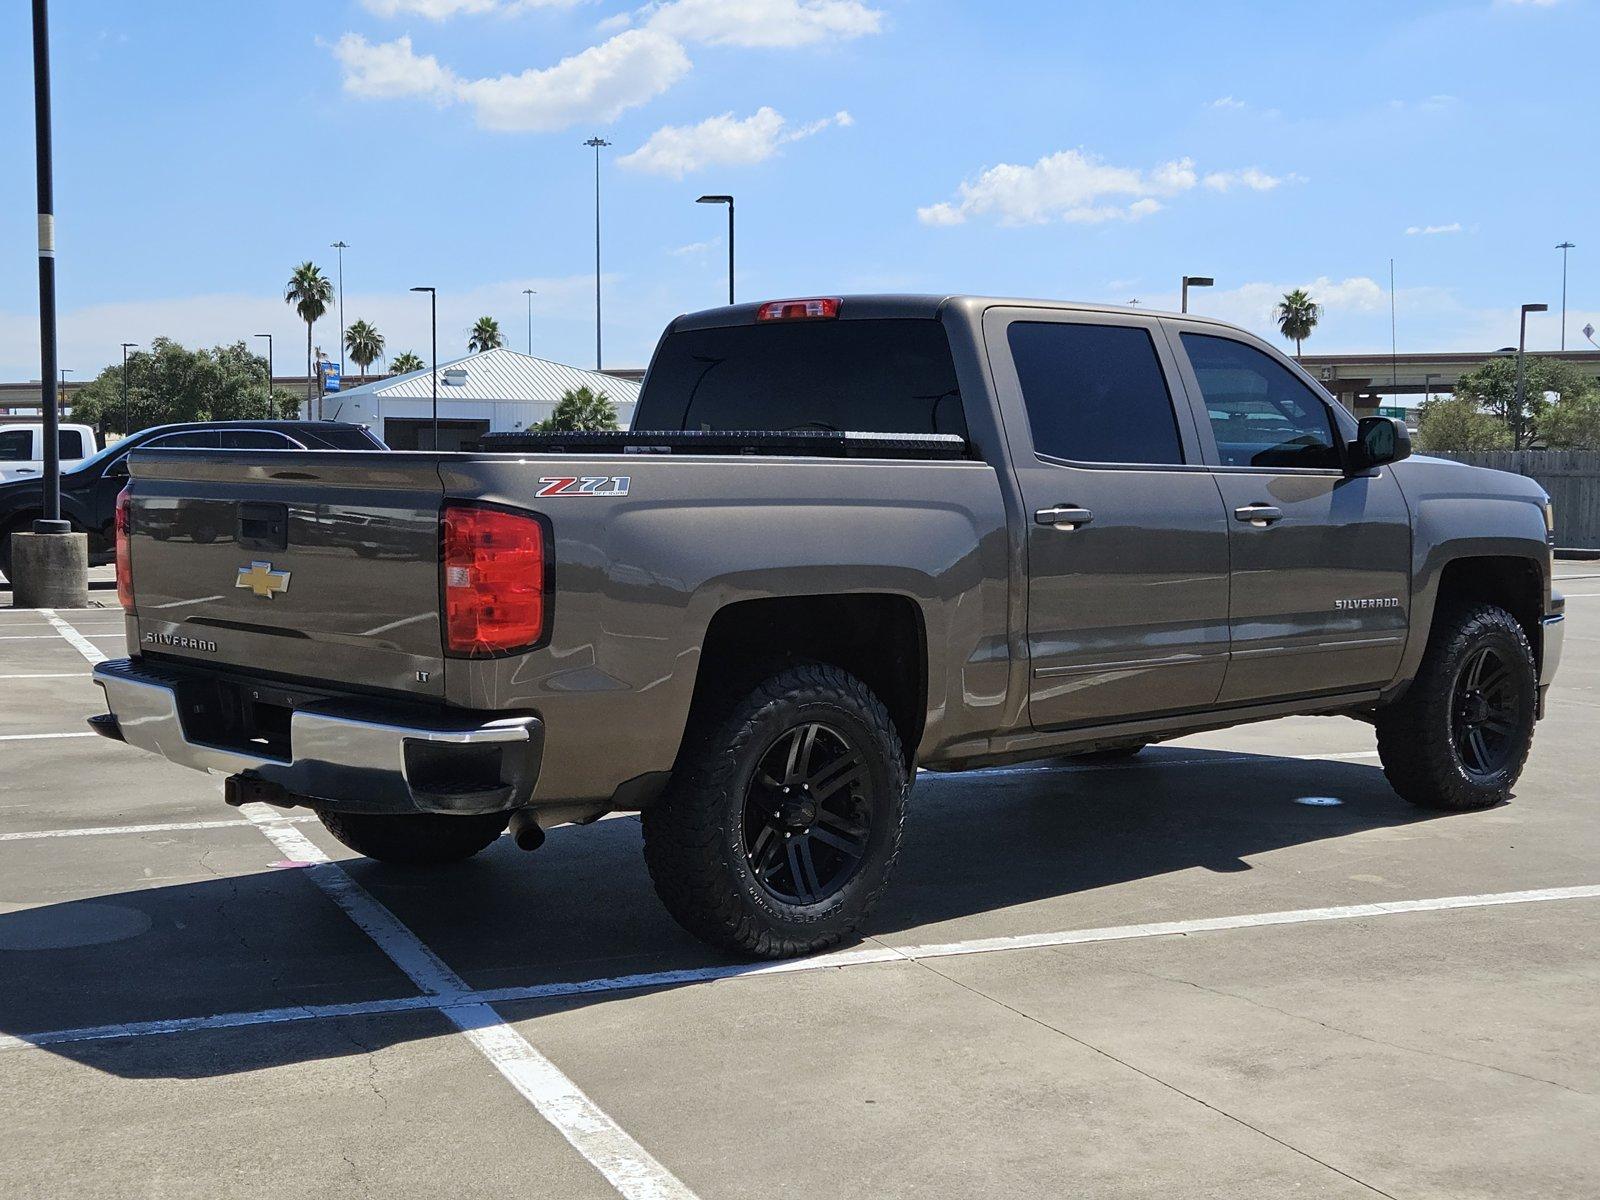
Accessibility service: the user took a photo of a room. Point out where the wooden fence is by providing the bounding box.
[1426,450,1600,549]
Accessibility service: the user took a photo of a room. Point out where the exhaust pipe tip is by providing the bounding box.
[507,808,546,852]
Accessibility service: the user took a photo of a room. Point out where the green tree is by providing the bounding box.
[69,338,299,433]
[284,261,333,414]
[1451,356,1594,449]
[1414,395,1514,452]
[389,351,426,375]
[1541,389,1600,449]
[539,386,619,432]
[343,319,385,383]
[1274,288,1321,358]
[468,316,505,353]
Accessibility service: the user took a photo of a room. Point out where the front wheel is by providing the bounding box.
[1375,601,1537,811]
[317,810,509,865]
[643,663,909,959]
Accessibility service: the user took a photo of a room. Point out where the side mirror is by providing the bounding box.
[1348,415,1411,473]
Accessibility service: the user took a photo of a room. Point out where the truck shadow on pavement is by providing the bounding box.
[1,748,1452,1079]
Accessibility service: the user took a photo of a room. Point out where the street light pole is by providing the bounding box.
[120,342,136,434]
[410,286,438,449]
[31,0,63,530]
[584,136,611,370]
[696,194,735,304]
[1514,302,1548,448]
[1556,242,1575,352]
[254,333,273,416]
[1181,275,1213,314]
[331,240,348,375]
[522,288,536,355]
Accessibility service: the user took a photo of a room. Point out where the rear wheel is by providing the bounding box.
[643,663,909,958]
[316,810,509,865]
[1375,601,1537,811]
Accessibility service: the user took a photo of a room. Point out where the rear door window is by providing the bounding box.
[218,430,300,449]
[0,430,31,461]
[58,429,88,457]
[1180,334,1342,469]
[635,318,965,438]
[1007,321,1185,465]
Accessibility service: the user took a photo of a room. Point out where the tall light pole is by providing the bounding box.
[696,194,734,305]
[254,333,273,416]
[1514,302,1548,448]
[410,286,437,449]
[331,240,349,375]
[31,0,63,531]
[584,136,611,370]
[1181,275,1213,314]
[1556,242,1575,351]
[522,288,536,355]
[119,343,136,433]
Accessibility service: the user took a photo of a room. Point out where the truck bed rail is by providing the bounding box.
[470,429,970,460]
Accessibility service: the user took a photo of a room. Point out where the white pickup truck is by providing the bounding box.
[0,423,98,484]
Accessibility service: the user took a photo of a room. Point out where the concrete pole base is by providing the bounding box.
[8,530,90,609]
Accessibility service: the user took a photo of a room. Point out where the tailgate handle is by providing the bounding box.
[238,501,288,550]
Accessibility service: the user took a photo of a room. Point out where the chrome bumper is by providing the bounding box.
[1539,609,1565,718]
[91,659,542,815]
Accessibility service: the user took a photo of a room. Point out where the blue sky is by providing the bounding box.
[1,0,1594,384]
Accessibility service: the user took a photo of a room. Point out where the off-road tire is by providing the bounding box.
[642,663,909,959]
[317,810,509,865]
[1375,601,1537,811]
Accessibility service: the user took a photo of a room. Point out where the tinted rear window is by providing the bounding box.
[300,426,385,450]
[1007,321,1184,465]
[634,319,965,437]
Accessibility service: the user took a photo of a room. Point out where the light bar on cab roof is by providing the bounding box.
[755,297,841,322]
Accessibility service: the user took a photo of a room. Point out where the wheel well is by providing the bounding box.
[1433,556,1544,667]
[690,594,928,766]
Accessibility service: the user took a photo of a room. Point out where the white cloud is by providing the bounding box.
[1406,222,1463,235]
[332,29,690,132]
[333,34,456,102]
[640,0,882,48]
[918,149,1290,227]
[669,239,718,256]
[361,0,586,16]
[619,107,851,177]
[1210,95,1246,109]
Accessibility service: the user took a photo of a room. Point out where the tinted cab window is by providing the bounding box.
[1181,334,1341,469]
[1007,322,1184,464]
[636,318,965,437]
[0,431,30,461]
[218,430,300,449]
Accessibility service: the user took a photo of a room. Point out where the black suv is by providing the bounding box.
[0,420,385,580]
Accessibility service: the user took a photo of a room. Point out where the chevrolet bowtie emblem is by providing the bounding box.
[236,561,291,599]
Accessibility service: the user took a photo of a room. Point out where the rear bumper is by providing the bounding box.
[90,658,542,816]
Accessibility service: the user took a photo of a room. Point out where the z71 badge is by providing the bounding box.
[536,475,630,497]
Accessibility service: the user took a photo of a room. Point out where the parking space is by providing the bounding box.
[1,564,1596,1198]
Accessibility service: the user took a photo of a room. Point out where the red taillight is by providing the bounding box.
[115,487,134,611]
[755,297,840,322]
[442,503,548,656]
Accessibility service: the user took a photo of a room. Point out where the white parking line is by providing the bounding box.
[0,815,317,842]
[37,611,114,664]
[237,804,698,1200]
[7,882,1598,1056]
[0,673,86,680]
[0,731,96,742]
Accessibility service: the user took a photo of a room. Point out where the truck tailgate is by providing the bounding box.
[126,450,447,698]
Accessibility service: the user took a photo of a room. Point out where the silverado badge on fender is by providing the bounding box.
[236,561,291,599]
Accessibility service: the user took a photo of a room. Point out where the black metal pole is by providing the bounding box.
[120,343,134,434]
[32,0,63,529]
[585,137,610,370]
[727,199,735,305]
[430,289,438,449]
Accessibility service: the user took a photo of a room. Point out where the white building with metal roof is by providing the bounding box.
[328,348,640,449]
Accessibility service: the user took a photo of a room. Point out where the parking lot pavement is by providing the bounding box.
[0,565,1596,1198]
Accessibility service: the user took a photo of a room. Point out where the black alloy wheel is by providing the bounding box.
[741,721,873,905]
[1451,646,1523,778]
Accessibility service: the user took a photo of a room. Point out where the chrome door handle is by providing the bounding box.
[1035,505,1094,529]
[1234,504,1283,526]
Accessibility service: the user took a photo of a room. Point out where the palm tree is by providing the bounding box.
[540,386,619,432]
[344,319,385,384]
[468,316,505,353]
[389,351,426,375]
[1275,288,1321,358]
[284,262,334,415]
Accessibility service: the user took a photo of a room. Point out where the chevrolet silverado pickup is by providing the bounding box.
[90,295,1566,958]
